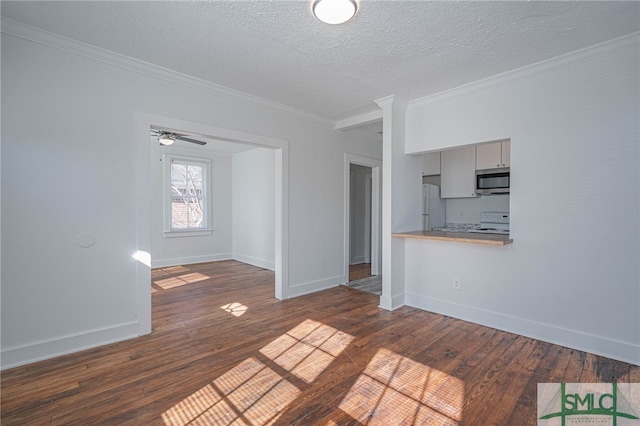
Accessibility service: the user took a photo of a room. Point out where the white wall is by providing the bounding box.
[232,148,276,270]
[403,34,639,364]
[0,25,381,368]
[151,143,233,267]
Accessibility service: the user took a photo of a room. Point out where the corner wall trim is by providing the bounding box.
[288,275,346,299]
[232,253,275,271]
[405,292,640,366]
[1,322,139,370]
[379,293,406,311]
[151,253,233,269]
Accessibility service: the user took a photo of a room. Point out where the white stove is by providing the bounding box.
[468,212,510,235]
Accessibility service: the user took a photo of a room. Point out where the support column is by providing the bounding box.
[375,96,423,310]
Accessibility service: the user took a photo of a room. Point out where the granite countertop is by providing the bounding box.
[392,230,513,246]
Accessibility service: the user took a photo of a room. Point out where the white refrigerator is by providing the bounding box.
[423,184,446,231]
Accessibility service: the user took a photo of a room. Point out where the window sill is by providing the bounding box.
[164,229,213,238]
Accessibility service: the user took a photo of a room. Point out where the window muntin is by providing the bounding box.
[164,155,211,234]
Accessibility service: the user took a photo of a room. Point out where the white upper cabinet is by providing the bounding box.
[501,140,511,168]
[476,140,510,170]
[476,142,502,169]
[441,145,476,198]
[423,151,441,175]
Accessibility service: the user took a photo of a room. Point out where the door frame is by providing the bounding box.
[364,170,372,264]
[344,153,382,281]
[134,113,289,336]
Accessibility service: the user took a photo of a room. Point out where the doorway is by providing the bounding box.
[344,154,382,295]
[134,113,289,336]
[349,163,372,274]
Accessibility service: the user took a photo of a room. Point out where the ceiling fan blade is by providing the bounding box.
[175,135,207,146]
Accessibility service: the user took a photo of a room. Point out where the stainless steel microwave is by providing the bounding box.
[476,168,510,194]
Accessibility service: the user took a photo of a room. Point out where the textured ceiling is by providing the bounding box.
[2,1,639,121]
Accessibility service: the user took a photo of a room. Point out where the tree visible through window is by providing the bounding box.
[166,156,210,231]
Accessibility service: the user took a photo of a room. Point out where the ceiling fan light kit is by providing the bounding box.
[152,130,208,146]
[158,132,176,145]
[313,0,357,25]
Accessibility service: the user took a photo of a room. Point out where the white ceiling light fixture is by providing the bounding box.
[158,132,176,145]
[152,130,208,146]
[313,0,357,25]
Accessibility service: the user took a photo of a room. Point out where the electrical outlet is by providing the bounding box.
[452,278,461,290]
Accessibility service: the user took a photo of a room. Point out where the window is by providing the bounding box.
[164,154,212,236]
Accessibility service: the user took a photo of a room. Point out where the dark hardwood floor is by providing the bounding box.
[349,263,372,282]
[2,260,638,425]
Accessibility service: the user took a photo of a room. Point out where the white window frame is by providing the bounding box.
[163,154,213,238]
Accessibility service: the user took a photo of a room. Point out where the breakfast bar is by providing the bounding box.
[393,230,513,246]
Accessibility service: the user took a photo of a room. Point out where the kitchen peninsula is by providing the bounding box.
[393,230,512,246]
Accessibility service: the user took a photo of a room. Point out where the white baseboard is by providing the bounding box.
[405,292,640,366]
[1,322,139,370]
[350,256,368,265]
[288,274,346,298]
[232,253,275,271]
[151,253,232,268]
[379,293,405,311]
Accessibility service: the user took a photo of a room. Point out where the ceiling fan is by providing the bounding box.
[151,130,206,146]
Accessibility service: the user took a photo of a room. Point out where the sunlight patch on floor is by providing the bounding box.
[152,265,191,278]
[154,272,210,290]
[162,357,299,426]
[162,319,354,425]
[338,348,464,425]
[221,302,248,317]
[163,265,191,274]
[259,319,354,384]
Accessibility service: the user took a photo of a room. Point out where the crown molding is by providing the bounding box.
[335,108,382,131]
[374,94,408,112]
[408,31,640,111]
[1,18,334,128]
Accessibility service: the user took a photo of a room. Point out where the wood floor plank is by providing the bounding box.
[461,335,528,419]
[2,260,638,426]
[464,337,541,424]
[577,351,601,383]
[278,311,456,425]
[348,263,371,282]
